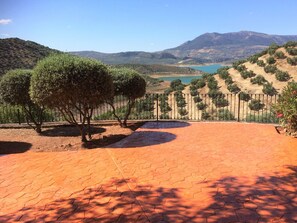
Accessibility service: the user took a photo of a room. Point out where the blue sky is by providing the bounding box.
[0,0,296,53]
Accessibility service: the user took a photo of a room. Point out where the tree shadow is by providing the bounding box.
[141,121,191,129]
[0,141,32,155]
[194,165,297,222]
[41,125,106,137]
[107,131,176,148]
[0,178,193,222]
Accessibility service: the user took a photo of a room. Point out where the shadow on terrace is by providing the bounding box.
[0,141,32,155]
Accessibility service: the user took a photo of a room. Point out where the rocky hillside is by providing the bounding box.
[0,38,60,77]
[165,31,297,63]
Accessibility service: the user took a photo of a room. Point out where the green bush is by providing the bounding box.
[286,47,297,56]
[232,60,247,69]
[31,54,114,141]
[240,70,256,79]
[207,79,219,90]
[246,113,278,123]
[267,43,280,55]
[266,56,276,64]
[250,75,267,85]
[227,84,241,94]
[197,102,207,110]
[213,97,229,108]
[284,41,297,48]
[224,76,234,85]
[275,51,286,59]
[273,81,297,135]
[178,108,188,116]
[249,99,265,111]
[248,55,259,64]
[239,92,251,101]
[208,89,224,99]
[0,69,44,132]
[170,79,184,91]
[257,60,265,67]
[217,67,230,79]
[287,57,297,66]
[264,65,277,74]
[217,109,235,121]
[275,70,291,82]
[201,111,211,120]
[262,83,278,96]
[190,89,198,96]
[193,96,203,103]
[235,65,247,72]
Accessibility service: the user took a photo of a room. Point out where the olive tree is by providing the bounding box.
[0,69,44,133]
[30,54,113,142]
[107,68,146,127]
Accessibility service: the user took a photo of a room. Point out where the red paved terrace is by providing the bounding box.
[0,122,296,222]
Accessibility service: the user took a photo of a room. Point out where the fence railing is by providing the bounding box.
[0,93,280,124]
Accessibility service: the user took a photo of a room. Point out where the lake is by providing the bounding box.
[158,64,224,84]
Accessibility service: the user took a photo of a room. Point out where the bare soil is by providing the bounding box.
[0,121,144,154]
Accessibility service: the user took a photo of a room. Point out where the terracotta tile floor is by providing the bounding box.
[0,122,297,222]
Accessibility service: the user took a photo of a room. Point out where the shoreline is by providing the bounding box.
[150,73,203,78]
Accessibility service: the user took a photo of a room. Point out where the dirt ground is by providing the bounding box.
[0,121,144,154]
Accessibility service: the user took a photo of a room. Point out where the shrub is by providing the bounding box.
[217,67,230,79]
[287,57,297,66]
[31,54,114,142]
[275,70,291,82]
[213,97,229,108]
[275,51,286,59]
[201,111,211,120]
[249,99,265,111]
[227,84,241,94]
[232,60,247,69]
[108,68,146,127]
[273,81,297,135]
[240,70,256,79]
[170,79,184,91]
[286,47,297,56]
[177,98,187,108]
[246,113,278,123]
[284,41,297,48]
[250,75,267,85]
[257,60,265,67]
[0,69,44,132]
[190,89,198,96]
[248,55,259,64]
[266,56,276,64]
[236,65,247,72]
[193,96,203,103]
[207,79,219,90]
[267,43,280,55]
[178,108,188,116]
[264,65,277,74]
[239,92,251,101]
[224,76,234,85]
[262,83,278,96]
[217,109,235,121]
[197,102,207,110]
[208,89,224,99]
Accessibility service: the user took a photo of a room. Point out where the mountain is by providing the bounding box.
[0,38,60,76]
[70,51,178,65]
[165,31,297,63]
[72,31,297,64]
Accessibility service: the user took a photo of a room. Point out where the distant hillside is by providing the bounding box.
[72,31,297,64]
[71,51,179,65]
[0,38,60,76]
[112,64,198,75]
[165,31,297,63]
[192,41,297,95]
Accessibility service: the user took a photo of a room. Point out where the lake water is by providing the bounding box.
[158,64,223,84]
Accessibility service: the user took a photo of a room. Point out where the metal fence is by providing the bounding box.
[0,93,280,124]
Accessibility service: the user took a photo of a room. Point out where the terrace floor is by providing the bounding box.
[0,122,297,222]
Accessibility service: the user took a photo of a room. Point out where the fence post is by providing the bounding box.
[156,94,159,122]
[237,94,241,122]
[17,109,21,125]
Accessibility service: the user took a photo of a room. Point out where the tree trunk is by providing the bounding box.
[86,116,92,140]
[123,99,135,128]
[35,124,42,134]
[79,125,87,143]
